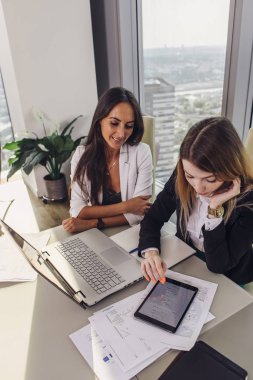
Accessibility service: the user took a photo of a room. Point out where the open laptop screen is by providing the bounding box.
[0,219,84,307]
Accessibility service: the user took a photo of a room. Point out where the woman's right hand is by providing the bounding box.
[141,250,167,283]
[125,195,152,215]
[62,217,96,233]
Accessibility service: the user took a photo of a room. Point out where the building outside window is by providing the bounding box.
[141,0,230,184]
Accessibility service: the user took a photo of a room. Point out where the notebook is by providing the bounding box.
[0,219,142,308]
[110,224,195,267]
[158,340,248,380]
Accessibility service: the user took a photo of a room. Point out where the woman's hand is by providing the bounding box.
[62,217,96,233]
[125,195,152,216]
[209,177,241,208]
[141,250,167,283]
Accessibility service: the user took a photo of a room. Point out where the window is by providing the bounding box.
[91,0,253,188]
[140,0,230,184]
[0,68,13,175]
[0,1,26,181]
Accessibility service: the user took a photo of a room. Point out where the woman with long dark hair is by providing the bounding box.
[63,87,153,233]
[138,117,253,285]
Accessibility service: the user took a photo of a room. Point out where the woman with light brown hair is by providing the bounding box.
[138,117,253,285]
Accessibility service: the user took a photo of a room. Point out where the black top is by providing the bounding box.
[138,170,253,285]
[102,190,122,205]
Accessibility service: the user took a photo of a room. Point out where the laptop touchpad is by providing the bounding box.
[101,247,130,266]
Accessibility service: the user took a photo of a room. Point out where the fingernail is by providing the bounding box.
[160,277,166,284]
[145,275,150,281]
[152,279,157,284]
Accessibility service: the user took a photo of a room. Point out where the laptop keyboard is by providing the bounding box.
[55,238,125,294]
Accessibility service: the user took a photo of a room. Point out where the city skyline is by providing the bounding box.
[143,45,225,183]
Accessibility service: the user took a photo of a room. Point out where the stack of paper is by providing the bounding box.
[69,270,217,380]
[0,229,37,282]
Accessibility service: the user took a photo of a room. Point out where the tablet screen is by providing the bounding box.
[134,278,198,333]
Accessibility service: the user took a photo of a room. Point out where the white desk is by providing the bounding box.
[201,302,253,378]
[0,225,253,380]
[136,255,253,380]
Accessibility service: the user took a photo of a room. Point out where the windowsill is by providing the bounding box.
[0,175,70,233]
[0,170,22,185]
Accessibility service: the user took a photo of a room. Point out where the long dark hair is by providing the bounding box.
[176,117,253,234]
[73,87,144,204]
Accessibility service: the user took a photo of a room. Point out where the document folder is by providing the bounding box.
[158,340,247,380]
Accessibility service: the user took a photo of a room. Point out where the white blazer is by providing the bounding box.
[70,142,153,225]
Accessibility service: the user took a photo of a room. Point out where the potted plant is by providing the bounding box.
[3,110,85,201]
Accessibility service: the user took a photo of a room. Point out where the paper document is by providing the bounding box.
[70,280,215,379]
[90,269,217,363]
[70,324,169,380]
[0,225,37,282]
[89,291,170,372]
[22,231,51,251]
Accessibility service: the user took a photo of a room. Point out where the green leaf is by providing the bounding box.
[39,137,54,152]
[3,141,20,151]
[8,155,20,165]
[62,136,74,150]
[49,135,65,155]
[73,136,85,148]
[5,148,38,179]
[60,115,83,136]
[4,115,85,180]
[56,151,72,165]
[19,138,38,148]
[23,151,48,175]
[7,164,21,180]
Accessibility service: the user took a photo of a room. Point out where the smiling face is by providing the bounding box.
[182,159,224,197]
[100,102,135,151]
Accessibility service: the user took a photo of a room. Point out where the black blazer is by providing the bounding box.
[138,171,253,285]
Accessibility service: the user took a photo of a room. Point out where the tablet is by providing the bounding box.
[134,278,198,333]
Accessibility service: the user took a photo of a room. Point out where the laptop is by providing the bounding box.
[0,219,142,308]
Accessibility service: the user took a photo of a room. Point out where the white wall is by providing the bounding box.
[1,0,98,195]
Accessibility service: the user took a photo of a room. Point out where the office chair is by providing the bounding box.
[244,127,253,162]
[142,115,160,200]
[244,127,253,295]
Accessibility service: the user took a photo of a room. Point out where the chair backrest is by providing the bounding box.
[142,115,159,168]
[245,128,253,162]
[142,115,159,199]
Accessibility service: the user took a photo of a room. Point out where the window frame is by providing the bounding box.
[223,0,253,139]
[0,0,25,134]
[115,0,253,140]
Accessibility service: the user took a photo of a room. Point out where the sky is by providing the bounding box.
[142,0,230,49]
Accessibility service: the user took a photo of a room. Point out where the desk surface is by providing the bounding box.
[0,225,253,380]
[201,302,253,378]
[137,302,253,380]
[136,256,253,380]
[0,179,70,233]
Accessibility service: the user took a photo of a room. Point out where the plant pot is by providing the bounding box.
[43,173,68,202]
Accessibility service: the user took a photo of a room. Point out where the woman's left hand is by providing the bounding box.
[209,177,241,208]
[62,217,95,233]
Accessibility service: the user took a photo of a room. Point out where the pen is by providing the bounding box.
[129,247,138,254]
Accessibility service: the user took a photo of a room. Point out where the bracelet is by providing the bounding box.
[97,218,105,230]
[207,205,224,218]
